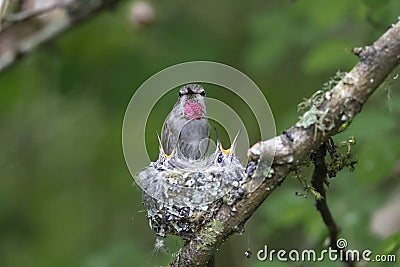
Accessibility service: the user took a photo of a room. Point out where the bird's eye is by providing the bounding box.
[200,91,205,96]
[217,154,223,163]
[179,87,188,96]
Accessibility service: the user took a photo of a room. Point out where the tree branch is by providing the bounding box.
[0,0,120,72]
[2,2,65,25]
[172,21,400,266]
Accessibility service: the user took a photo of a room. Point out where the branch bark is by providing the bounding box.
[172,21,400,266]
[0,0,120,72]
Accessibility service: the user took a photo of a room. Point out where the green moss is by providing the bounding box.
[293,135,358,198]
[297,71,346,115]
[296,106,335,133]
[298,90,325,115]
[326,136,358,177]
[196,220,225,251]
[321,70,346,91]
[211,219,225,234]
[338,118,352,133]
[293,171,323,200]
[296,71,347,134]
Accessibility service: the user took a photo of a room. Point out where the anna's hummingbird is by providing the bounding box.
[161,84,210,160]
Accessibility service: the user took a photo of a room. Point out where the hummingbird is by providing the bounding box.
[139,85,247,239]
[161,84,210,160]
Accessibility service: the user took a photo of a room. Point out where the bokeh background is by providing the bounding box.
[1,0,400,266]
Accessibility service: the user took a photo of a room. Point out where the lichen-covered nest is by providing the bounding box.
[137,139,248,239]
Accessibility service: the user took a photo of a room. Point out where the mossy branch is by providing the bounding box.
[171,21,400,266]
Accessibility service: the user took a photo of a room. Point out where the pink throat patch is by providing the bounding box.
[183,100,202,119]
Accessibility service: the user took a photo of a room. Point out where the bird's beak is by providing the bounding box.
[219,130,240,156]
[156,132,175,158]
[165,149,175,159]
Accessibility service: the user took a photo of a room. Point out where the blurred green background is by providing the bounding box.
[1,0,400,266]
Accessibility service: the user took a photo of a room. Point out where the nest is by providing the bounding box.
[138,143,247,239]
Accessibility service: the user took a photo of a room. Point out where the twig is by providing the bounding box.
[171,21,400,266]
[310,144,354,267]
[310,144,339,245]
[311,144,340,248]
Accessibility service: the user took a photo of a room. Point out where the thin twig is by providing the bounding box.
[310,144,340,246]
[310,144,354,267]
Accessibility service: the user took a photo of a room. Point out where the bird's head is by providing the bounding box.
[211,129,240,167]
[179,84,206,120]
